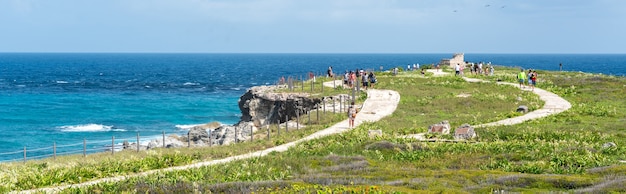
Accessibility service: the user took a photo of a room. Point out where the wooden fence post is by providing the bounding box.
[335,97,338,113]
[138,133,141,152]
[277,120,280,136]
[83,138,86,157]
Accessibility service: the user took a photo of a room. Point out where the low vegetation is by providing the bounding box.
[4,66,626,193]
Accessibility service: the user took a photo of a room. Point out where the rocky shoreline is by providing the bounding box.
[124,84,352,150]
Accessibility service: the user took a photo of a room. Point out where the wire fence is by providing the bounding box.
[0,72,367,163]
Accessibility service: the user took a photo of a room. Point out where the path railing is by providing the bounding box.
[1,72,365,164]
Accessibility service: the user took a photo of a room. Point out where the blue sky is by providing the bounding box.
[1,0,624,53]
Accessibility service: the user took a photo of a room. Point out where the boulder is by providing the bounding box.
[603,142,617,149]
[516,105,529,113]
[368,130,383,138]
[454,124,477,140]
[147,141,158,150]
[188,126,210,143]
[428,121,450,134]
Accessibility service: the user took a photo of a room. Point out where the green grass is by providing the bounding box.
[7,67,626,193]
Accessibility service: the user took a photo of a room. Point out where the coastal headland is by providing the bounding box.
[9,65,626,193]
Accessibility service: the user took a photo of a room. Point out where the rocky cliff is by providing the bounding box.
[134,84,345,150]
[238,85,322,127]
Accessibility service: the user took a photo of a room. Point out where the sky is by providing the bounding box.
[1,0,625,53]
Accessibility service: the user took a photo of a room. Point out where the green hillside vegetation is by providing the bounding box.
[4,66,626,193]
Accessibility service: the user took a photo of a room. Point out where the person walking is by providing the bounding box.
[455,63,460,76]
[347,102,358,128]
[517,69,527,89]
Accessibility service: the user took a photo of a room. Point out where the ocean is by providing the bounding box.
[0,53,624,161]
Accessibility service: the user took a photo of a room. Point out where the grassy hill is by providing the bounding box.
[3,67,626,193]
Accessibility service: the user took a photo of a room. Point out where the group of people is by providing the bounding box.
[342,69,377,90]
[406,63,420,71]
[517,69,538,91]
[469,62,495,76]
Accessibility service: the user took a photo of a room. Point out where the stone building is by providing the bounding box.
[439,53,467,68]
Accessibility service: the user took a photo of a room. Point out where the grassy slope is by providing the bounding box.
[7,67,626,193]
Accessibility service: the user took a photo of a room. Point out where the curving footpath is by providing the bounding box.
[20,72,572,193]
[19,83,400,193]
[404,69,571,140]
[425,69,571,128]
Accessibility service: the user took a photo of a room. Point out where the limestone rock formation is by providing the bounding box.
[239,85,322,127]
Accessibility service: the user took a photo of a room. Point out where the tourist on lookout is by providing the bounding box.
[347,102,358,128]
[517,69,527,88]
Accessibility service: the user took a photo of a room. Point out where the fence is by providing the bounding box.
[0,72,363,163]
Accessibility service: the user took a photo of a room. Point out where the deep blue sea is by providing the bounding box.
[0,53,624,161]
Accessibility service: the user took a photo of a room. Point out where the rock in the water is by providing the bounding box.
[428,121,450,134]
[454,124,477,140]
[603,142,617,149]
[516,105,529,113]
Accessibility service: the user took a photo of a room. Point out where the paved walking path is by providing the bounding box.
[404,69,572,140]
[20,83,400,194]
[21,72,572,192]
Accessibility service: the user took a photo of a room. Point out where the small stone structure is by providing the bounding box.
[516,105,529,113]
[428,121,451,134]
[439,53,467,68]
[454,124,477,140]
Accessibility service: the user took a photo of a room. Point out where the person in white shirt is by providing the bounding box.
[455,64,460,76]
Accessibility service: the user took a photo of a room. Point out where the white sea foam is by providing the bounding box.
[183,82,200,86]
[56,81,69,84]
[175,124,203,130]
[58,124,126,132]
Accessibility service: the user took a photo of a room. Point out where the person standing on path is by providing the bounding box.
[361,71,369,90]
[327,66,333,78]
[455,63,460,76]
[529,70,537,91]
[518,69,527,89]
[368,72,376,88]
[347,102,358,128]
[559,63,563,71]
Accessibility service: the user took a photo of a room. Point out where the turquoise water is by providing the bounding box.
[0,53,624,161]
